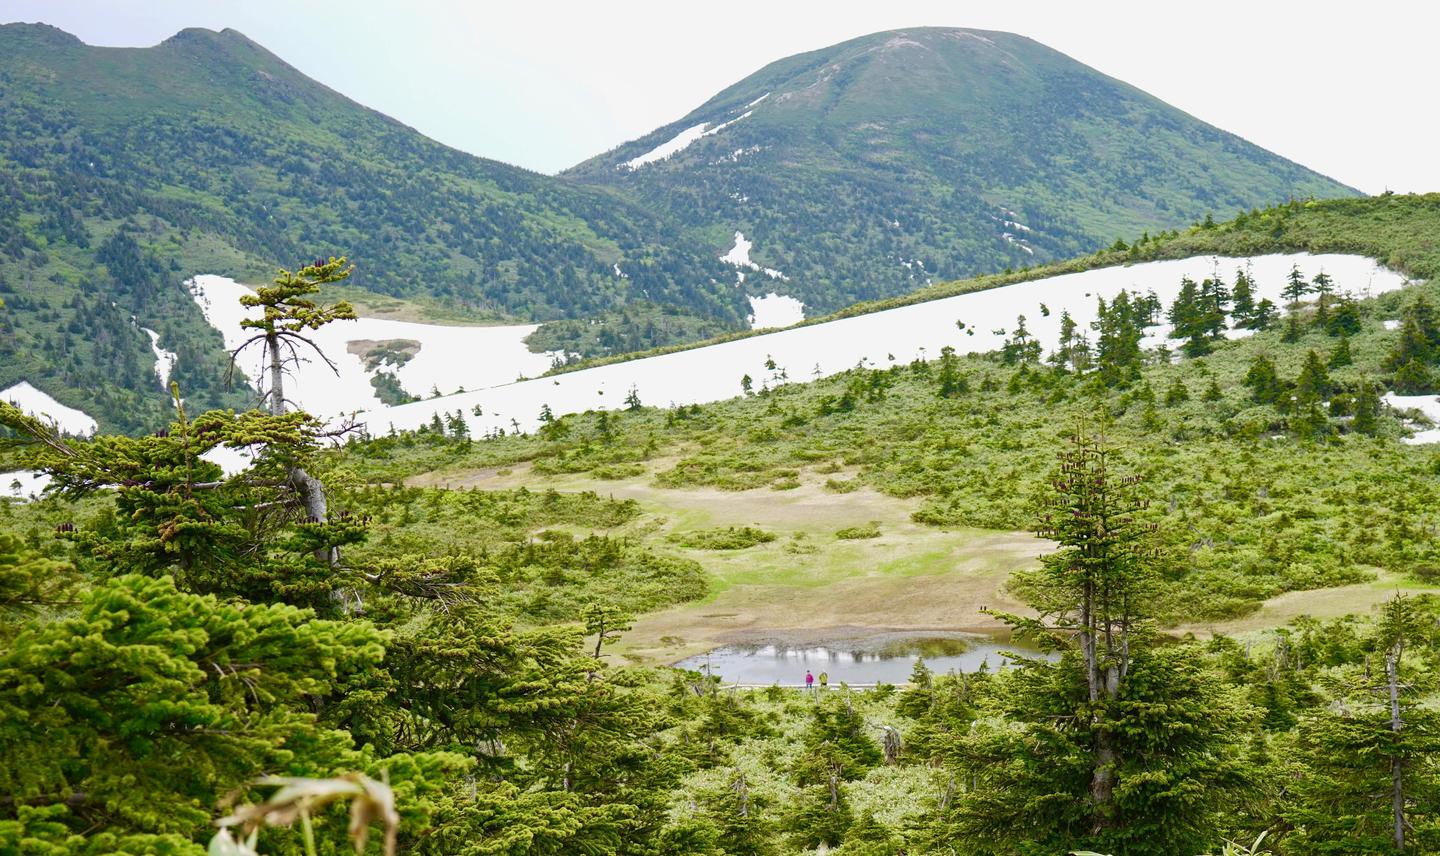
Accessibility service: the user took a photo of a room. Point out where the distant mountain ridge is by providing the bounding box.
[566,27,1358,314]
[0,22,740,430]
[0,22,1357,432]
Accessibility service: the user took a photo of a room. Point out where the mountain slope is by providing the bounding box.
[0,23,742,431]
[566,27,1359,314]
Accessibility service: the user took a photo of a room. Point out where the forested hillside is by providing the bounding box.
[0,23,1365,432]
[568,27,1357,315]
[0,23,739,430]
[5,199,1440,853]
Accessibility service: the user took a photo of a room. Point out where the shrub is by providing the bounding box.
[835,522,882,540]
[671,526,778,550]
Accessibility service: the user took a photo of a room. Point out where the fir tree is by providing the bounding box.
[1245,355,1284,405]
[1282,264,1311,306]
[1329,336,1354,368]
[1285,595,1440,853]
[1231,267,1257,327]
[1165,376,1190,406]
[1295,350,1333,403]
[1093,291,1143,386]
[944,428,1250,854]
[1353,381,1381,435]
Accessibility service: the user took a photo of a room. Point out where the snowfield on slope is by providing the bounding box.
[357,254,1413,437]
[186,274,557,418]
[2,381,97,436]
[748,294,805,329]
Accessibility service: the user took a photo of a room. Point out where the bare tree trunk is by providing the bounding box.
[1388,648,1405,852]
[267,335,339,569]
[267,336,286,417]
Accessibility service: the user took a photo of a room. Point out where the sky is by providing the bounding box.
[1,1,1435,194]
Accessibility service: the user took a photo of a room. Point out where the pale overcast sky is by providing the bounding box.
[2,1,1434,194]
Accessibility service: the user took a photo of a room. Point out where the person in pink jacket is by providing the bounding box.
[805,670,814,690]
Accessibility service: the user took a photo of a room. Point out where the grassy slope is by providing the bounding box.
[329,197,1440,642]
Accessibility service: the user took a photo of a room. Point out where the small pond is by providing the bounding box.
[673,633,1051,685]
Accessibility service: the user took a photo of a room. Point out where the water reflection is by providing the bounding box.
[674,634,1052,685]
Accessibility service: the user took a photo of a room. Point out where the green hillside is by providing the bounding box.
[567,27,1359,314]
[6,198,1440,853]
[0,23,741,431]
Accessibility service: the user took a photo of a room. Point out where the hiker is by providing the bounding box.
[805,670,814,690]
[818,671,829,691]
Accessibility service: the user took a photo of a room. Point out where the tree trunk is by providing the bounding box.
[267,334,339,570]
[1090,663,1120,832]
[1388,648,1405,852]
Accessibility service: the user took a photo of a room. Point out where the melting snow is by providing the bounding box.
[720,231,754,267]
[720,231,789,281]
[748,294,805,329]
[142,328,178,387]
[619,111,754,171]
[1384,319,1402,330]
[1,381,97,436]
[2,470,50,501]
[1385,393,1440,444]
[185,274,557,420]
[613,264,628,279]
[1003,233,1036,255]
[746,92,771,108]
[355,253,1405,438]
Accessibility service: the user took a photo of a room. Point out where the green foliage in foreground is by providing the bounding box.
[6,396,1440,853]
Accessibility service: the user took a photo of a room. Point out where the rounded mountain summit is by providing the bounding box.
[568,27,1358,313]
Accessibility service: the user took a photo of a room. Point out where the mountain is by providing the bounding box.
[0,23,741,431]
[566,27,1359,314]
[0,23,1361,432]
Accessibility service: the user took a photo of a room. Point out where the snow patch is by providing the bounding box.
[1384,319,1402,330]
[720,231,754,267]
[353,254,1405,439]
[142,328,178,387]
[1,381,97,436]
[2,470,51,501]
[1003,233,1036,255]
[747,294,805,330]
[185,274,556,421]
[712,145,762,164]
[619,110,754,171]
[1386,393,1440,444]
[613,263,628,279]
[720,231,789,281]
[746,92,771,108]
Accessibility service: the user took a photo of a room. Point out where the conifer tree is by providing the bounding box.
[1165,376,1190,406]
[1282,264,1312,307]
[1285,595,1440,853]
[1245,355,1284,405]
[1001,314,1042,365]
[1093,292,1143,386]
[233,258,357,563]
[1329,336,1354,368]
[1353,381,1382,436]
[1296,350,1333,403]
[942,428,1249,854]
[1232,267,1257,327]
[1251,298,1280,330]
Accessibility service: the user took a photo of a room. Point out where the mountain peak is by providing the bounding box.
[568,27,1356,316]
[161,26,262,49]
[0,21,83,47]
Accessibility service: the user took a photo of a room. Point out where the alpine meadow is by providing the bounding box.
[3,8,1440,856]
